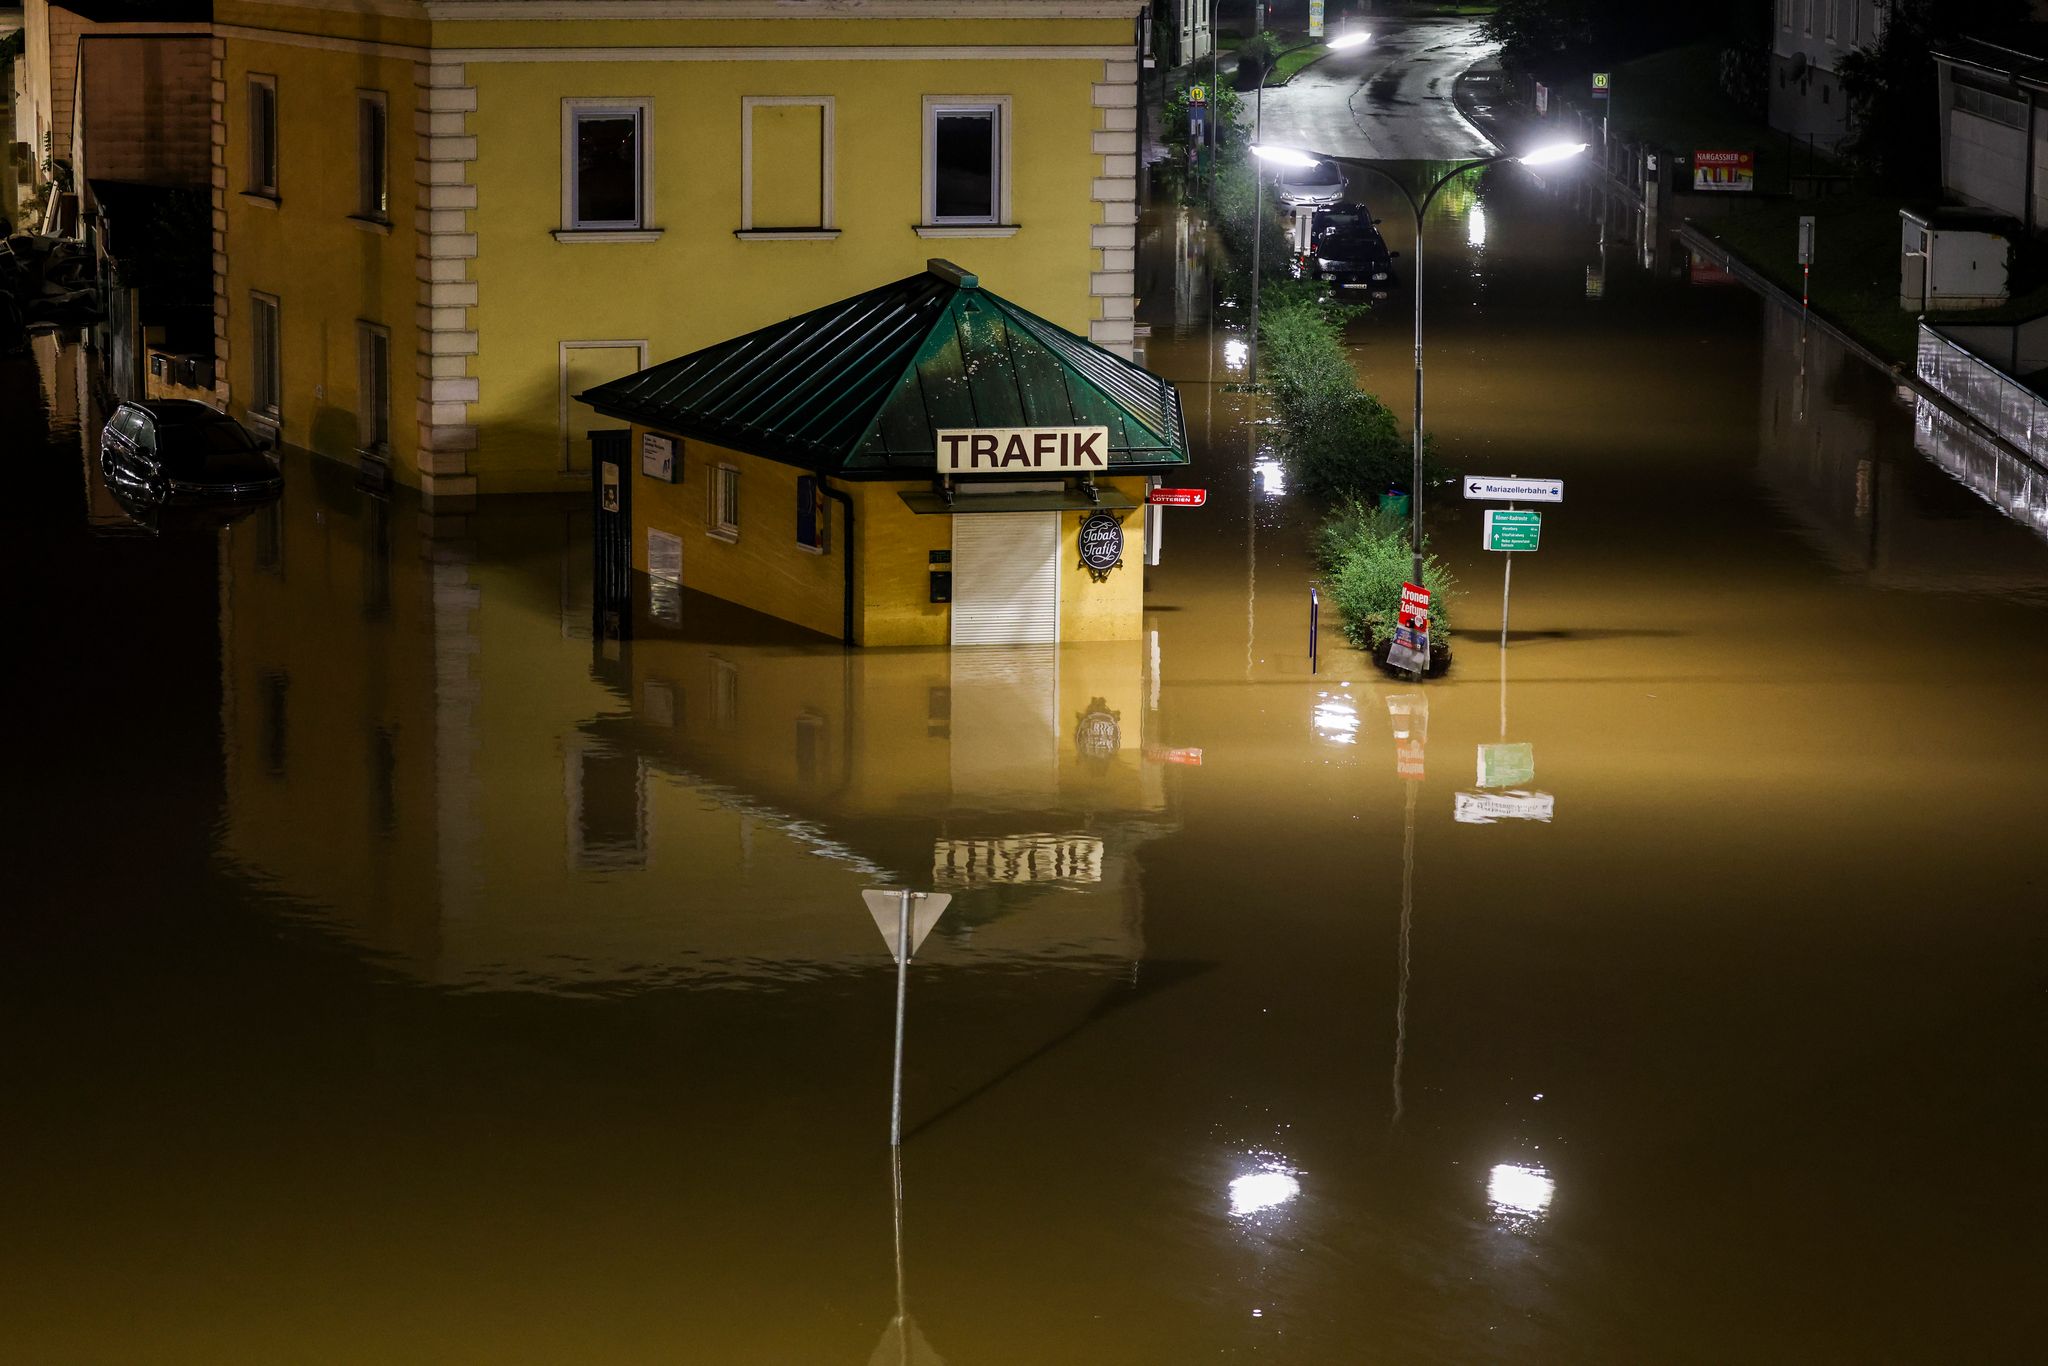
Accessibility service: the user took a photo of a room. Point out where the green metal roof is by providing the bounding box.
[575,260,1189,478]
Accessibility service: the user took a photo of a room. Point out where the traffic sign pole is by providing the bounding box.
[890,890,910,1146]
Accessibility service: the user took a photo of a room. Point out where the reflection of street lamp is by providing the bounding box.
[1252,141,1588,634]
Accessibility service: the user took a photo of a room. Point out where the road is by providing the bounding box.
[1250,16,1499,160]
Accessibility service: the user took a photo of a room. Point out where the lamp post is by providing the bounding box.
[1251,141,1587,645]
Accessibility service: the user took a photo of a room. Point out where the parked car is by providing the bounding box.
[1293,202,1399,292]
[99,400,282,504]
[1272,156,1346,210]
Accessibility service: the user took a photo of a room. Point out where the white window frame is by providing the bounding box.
[250,290,281,427]
[919,94,1017,238]
[709,463,740,542]
[558,339,649,473]
[356,320,391,457]
[738,95,839,239]
[355,89,389,225]
[246,73,279,201]
[557,97,661,243]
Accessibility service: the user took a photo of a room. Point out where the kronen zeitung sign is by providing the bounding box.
[937,426,1110,474]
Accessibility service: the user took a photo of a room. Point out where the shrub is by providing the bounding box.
[1319,501,1457,651]
[1258,292,1409,501]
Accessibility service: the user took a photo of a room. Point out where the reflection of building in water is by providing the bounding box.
[1756,299,2048,591]
[218,472,1171,989]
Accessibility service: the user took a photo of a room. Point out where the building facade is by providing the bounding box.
[1769,0,1888,152]
[213,0,1146,505]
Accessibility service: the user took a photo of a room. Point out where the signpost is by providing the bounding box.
[1463,475,1561,503]
[1454,791,1555,824]
[1591,71,1610,99]
[1387,582,1431,675]
[1484,509,1542,552]
[1798,214,1815,309]
[863,888,953,1147]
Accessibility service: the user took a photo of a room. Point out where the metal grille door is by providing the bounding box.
[950,512,1059,646]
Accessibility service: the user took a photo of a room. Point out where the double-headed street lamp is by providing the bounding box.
[1251,140,1588,615]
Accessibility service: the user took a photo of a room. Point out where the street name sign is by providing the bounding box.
[1477,742,1535,788]
[936,426,1109,474]
[863,889,953,965]
[1454,791,1555,825]
[1146,487,1207,507]
[1485,509,1542,552]
[1463,476,1562,502]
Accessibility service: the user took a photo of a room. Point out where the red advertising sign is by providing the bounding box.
[1692,149,1755,192]
[1395,738,1425,781]
[1388,582,1432,673]
[1143,745,1206,766]
[1147,487,1207,507]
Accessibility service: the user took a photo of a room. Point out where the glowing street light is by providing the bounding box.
[1249,141,1588,670]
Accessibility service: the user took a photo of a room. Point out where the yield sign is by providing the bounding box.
[863,889,953,965]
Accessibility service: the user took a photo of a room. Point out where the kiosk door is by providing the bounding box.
[950,512,1059,646]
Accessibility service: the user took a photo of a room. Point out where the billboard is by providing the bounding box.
[1693,149,1755,192]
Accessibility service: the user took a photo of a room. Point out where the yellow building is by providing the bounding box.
[210,0,1149,506]
[578,259,1188,646]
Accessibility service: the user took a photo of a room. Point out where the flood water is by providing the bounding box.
[7,174,2046,1362]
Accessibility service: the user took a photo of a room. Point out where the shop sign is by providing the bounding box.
[1693,150,1754,192]
[1078,510,1124,581]
[640,431,677,481]
[937,425,1110,474]
[1147,487,1207,507]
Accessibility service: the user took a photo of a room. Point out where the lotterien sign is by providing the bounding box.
[937,426,1110,474]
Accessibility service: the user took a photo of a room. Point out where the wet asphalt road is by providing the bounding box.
[1250,17,1499,160]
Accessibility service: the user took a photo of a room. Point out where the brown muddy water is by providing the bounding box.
[6,175,2046,1363]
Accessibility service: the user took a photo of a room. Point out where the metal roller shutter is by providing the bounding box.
[950,512,1060,646]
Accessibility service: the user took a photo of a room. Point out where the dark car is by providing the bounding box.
[1295,202,1399,291]
[100,400,282,504]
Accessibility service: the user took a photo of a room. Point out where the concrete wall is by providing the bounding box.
[1948,109,2029,219]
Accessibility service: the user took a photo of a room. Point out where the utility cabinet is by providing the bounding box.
[1900,209,2010,311]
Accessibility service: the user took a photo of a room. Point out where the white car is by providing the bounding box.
[1272,157,1345,209]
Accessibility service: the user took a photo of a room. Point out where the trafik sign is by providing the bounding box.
[937,425,1109,473]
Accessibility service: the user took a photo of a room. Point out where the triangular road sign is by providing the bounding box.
[863,889,953,965]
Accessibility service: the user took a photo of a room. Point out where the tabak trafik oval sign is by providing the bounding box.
[1078,511,1124,581]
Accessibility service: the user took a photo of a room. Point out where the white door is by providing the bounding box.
[951,512,1059,646]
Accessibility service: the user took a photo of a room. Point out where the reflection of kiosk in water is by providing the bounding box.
[214,469,1178,989]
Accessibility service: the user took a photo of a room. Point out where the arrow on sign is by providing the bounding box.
[864,889,952,965]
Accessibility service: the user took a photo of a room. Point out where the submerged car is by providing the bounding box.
[1295,202,1399,291]
[100,400,282,503]
[1272,156,1346,209]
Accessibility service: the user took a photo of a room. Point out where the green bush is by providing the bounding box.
[1318,501,1457,651]
[1258,291,1409,501]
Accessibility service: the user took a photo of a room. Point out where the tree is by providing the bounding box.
[1838,0,2030,188]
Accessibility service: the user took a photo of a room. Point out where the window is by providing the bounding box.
[250,291,281,424]
[921,96,1013,232]
[1802,0,1813,34]
[1779,0,1791,28]
[356,90,388,221]
[559,98,656,238]
[796,475,828,552]
[356,321,390,455]
[247,74,278,198]
[710,464,739,541]
[740,96,836,236]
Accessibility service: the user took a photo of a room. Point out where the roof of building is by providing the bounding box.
[576,260,1189,479]
[1932,33,2048,86]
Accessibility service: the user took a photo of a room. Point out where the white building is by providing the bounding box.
[1770,0,1890,152]
[1932,36,2048,229]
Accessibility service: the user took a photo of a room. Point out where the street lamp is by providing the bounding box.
[1252,141,1588,654]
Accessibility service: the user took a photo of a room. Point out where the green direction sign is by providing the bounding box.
[1477,742,1535,789]
[1485,509,1541,552]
